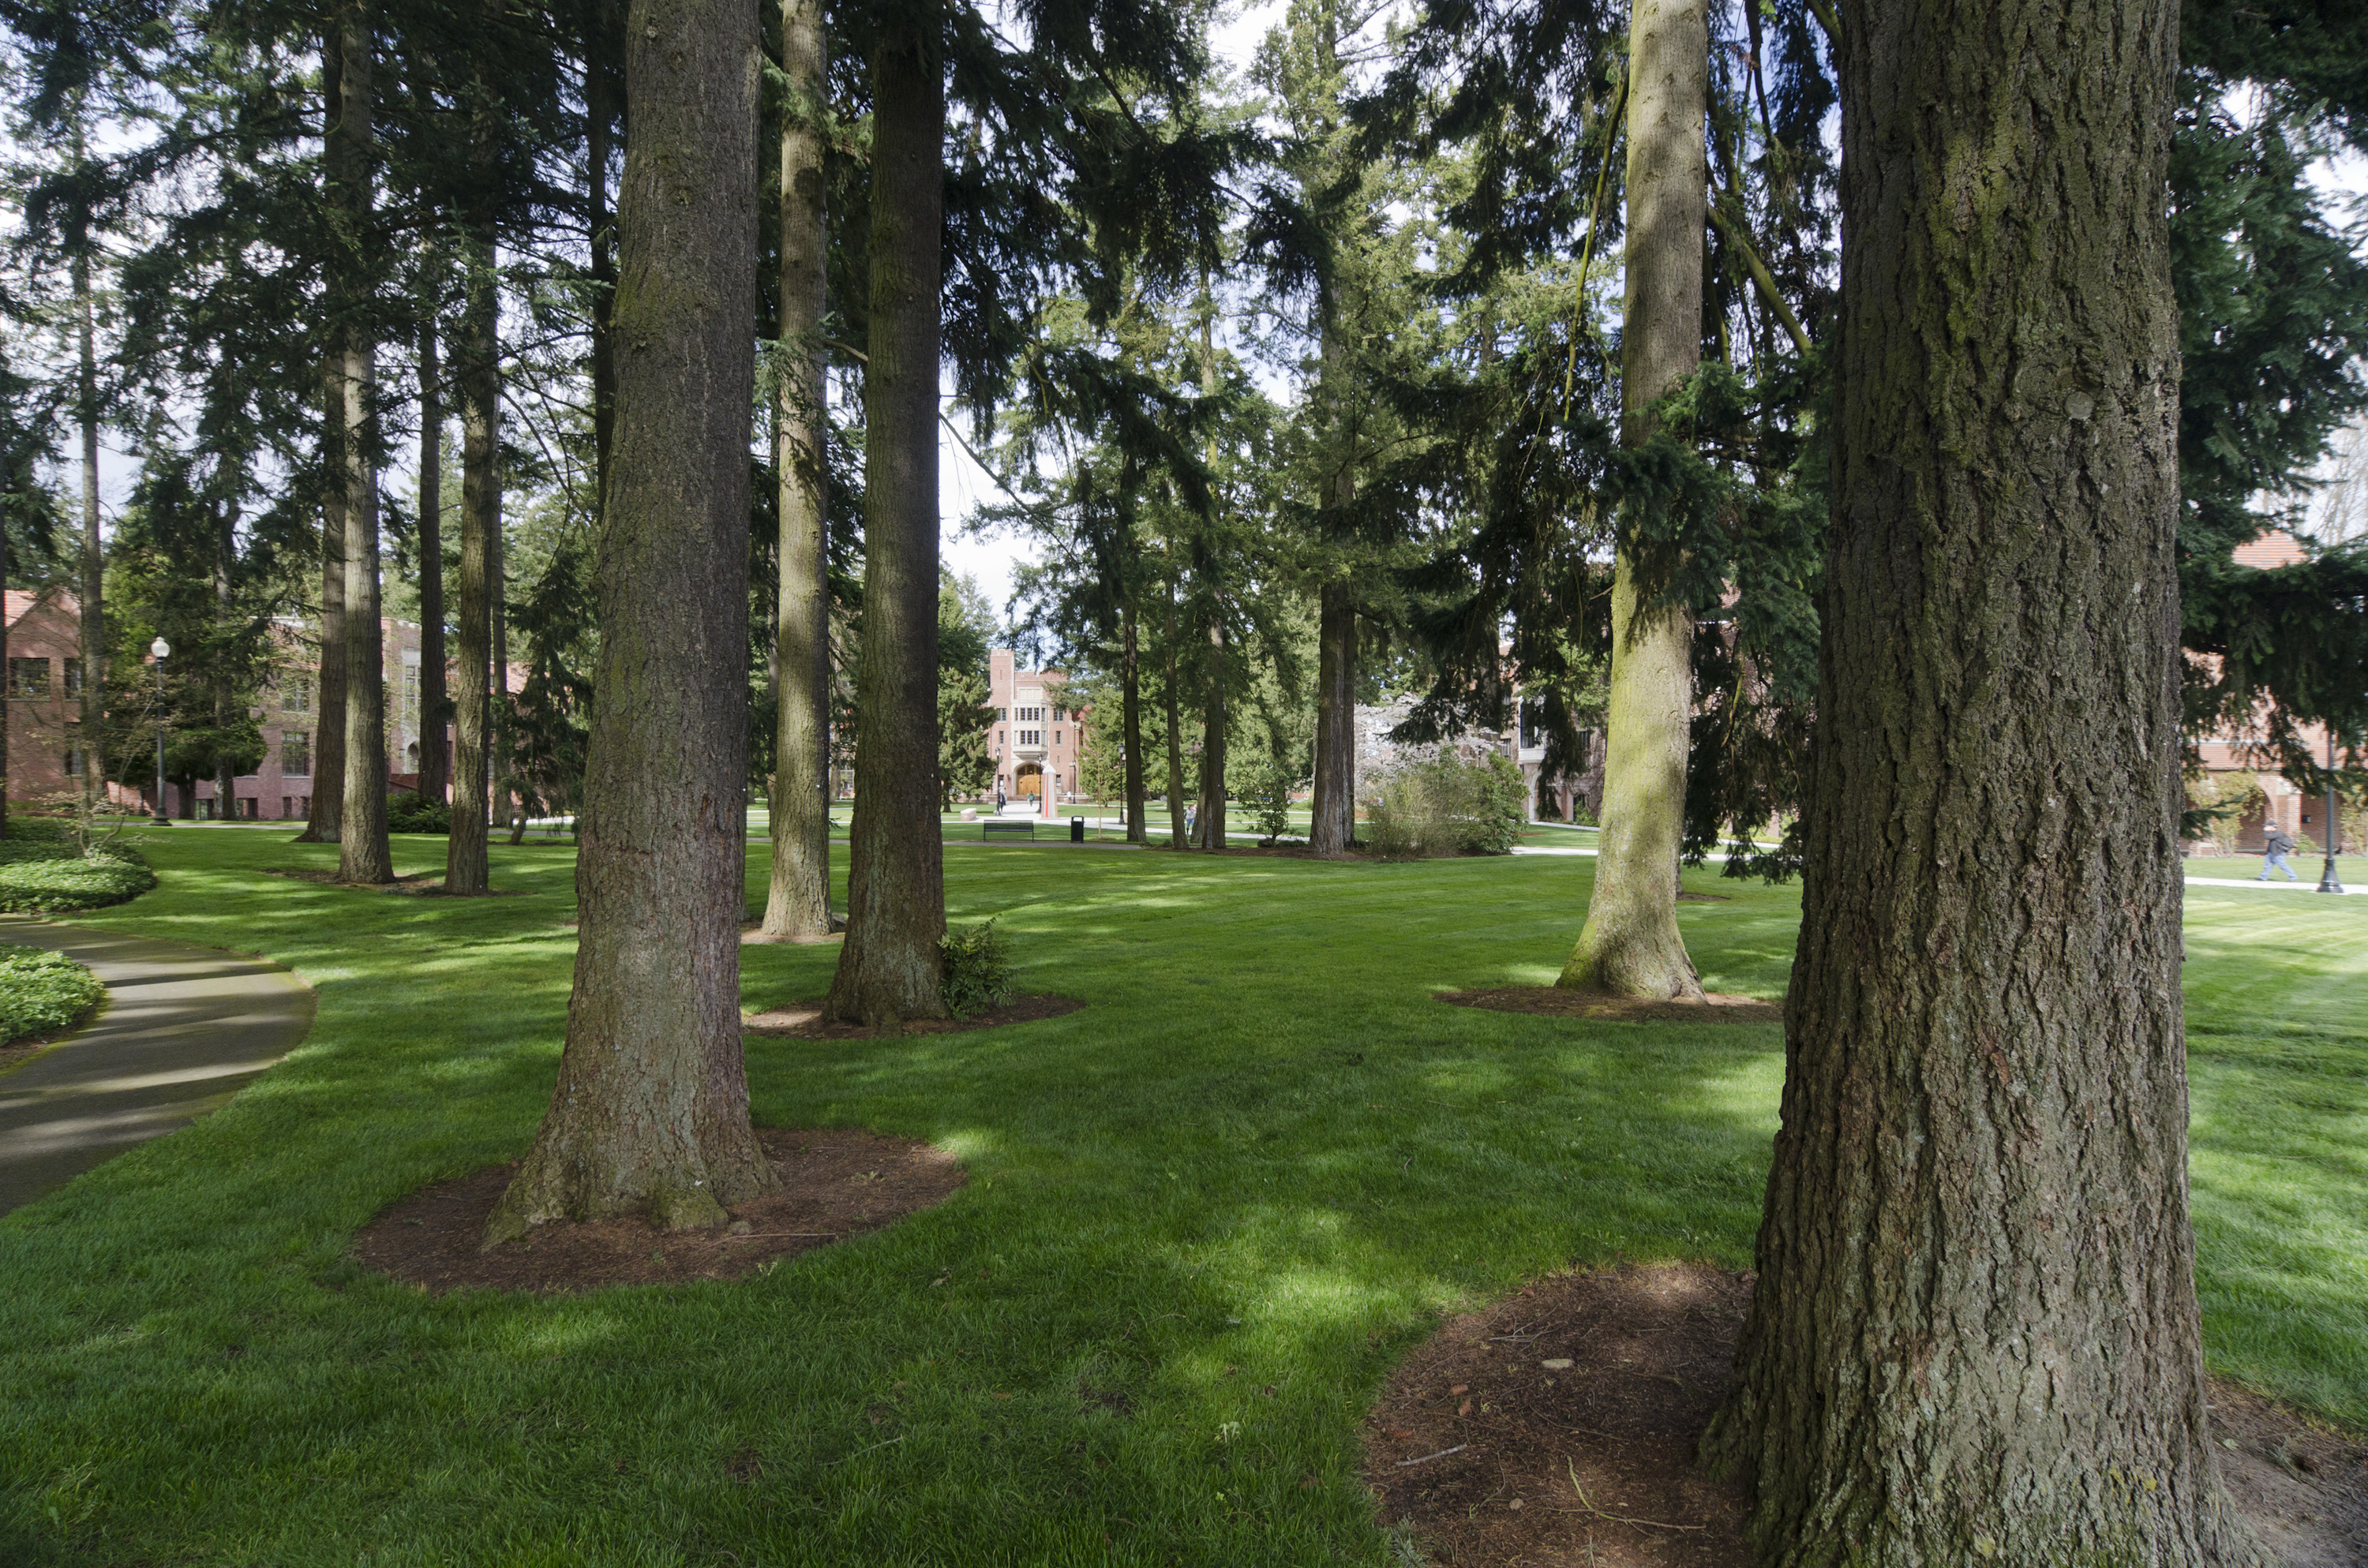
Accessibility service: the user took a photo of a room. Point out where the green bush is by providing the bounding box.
[1363,751,1527,861]
[0,820,156,913]
[386,794,452,835]
[0,945,106,1044]
[939,919,1014,1017]
[1236,758,1297,842]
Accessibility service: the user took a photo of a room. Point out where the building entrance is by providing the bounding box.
[1015,762,1043,799]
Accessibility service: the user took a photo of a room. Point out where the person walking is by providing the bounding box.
[2259,821,2300,881]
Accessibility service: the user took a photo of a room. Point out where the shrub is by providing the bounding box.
[1363,751,1527,861]
[0,820,156,913]
[386,793,453,835]
[0,945,106,1044]
[1236,758,1298,842]
[939,919,1014,1017]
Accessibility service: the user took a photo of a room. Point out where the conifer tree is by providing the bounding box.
[487,0,774,1240]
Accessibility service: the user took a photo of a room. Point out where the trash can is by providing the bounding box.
[1070,817,1086,843]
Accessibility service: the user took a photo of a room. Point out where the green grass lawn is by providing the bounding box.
[1,829,2361,1566]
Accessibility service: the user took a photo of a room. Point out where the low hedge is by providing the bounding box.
[0,945,107,1044]
[0,818,159,913]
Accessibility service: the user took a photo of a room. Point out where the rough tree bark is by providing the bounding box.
[1309,263,1358,856]
[213,503,234,818]
[1193,617,1227,850]
[444,1,501,895]
[298,42,348,847]
[824,29,948,1024]
[761,0,833,942]
[1557,0,1706,998]
[416,316,448,808]
[485,0,774,1242]
[333,5,393,886]
[445,244,498,890]
[1703,1,2265,1563]
[1121,602,1148,842]
[73,241,103,833]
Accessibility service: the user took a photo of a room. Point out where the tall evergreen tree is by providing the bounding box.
[1555,0,1707,997]
[759,0,833,942]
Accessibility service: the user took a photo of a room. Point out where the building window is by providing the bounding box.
[283,732,312,777]
[281,795,293,819]
[63,747,83,777]
[8,657,50,697]
[1053,705,1066,721]
[283,678,312,715]
[64,658,83,696]
[1055,731,1062,745]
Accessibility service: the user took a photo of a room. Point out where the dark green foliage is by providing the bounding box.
[0,942,105,1044]
[938,917,1013,1016]
[1236,757,1297,841]
[938,571,997,807]
[0,818,155,913]
[384,793,451,835]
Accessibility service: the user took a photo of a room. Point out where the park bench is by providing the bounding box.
[983,821,1035,841]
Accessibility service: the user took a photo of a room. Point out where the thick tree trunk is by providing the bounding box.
[761,0,833,941]
[1121,602,1148,842]
[73,246,103,833]
[1193,616,1227,849]
[445,232,497,893]
[824,33,948,1024]
[1558,0,1706,999]
[334,8,393,886]
[487,0,773,1242]
[305,368,350,843]
[1162,588,1186,847]
[1703,2,2264,1563]
[1310,581,1355,853]
[417,316,448,808]
[491,481,510,831]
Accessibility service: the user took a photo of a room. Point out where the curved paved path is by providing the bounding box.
[0,918,315,1216]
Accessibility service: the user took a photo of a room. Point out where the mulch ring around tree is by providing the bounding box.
[353,1128,965,1294]
[1366,1261,2368,1568]
[1439,987,1782,1025]
[742,994,1085,1039]
[262,868,521,896]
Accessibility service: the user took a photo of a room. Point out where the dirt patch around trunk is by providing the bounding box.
[1439,987,1782,1025]
[743,993,1085,1039]
[1366,1261,2368,1567]
[354,1127,964,1294]
[262,867,520,896]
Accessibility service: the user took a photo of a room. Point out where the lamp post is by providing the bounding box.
[150,636,171,826]
[2317,725,2345,894]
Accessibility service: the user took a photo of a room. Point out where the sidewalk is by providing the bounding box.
[0,920,316,1216]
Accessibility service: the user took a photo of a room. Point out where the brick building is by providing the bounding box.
[985,649,1080,817]
[2188,530,2344,855]
[2,595,514,821]
[3,588,135,809]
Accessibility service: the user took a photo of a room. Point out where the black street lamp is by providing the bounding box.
[150,636,171,827]
[2317,725,2344,895]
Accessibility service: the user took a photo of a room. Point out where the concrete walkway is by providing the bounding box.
[0,919,315,1216]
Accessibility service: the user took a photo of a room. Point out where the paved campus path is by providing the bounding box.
[0,919,315,1217]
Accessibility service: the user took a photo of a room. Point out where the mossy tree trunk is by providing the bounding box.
[824,31,949,1024]
[1310,582,1355,853]
[1703,1,2265,1562]
[1193,616,1227,849]
[487,0,774,1242]
[762,0,833,942]
[1557,0,1705,999]
[332,5,393,885]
